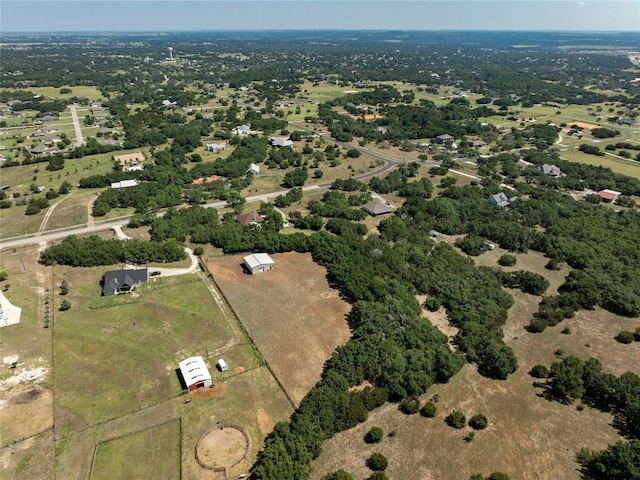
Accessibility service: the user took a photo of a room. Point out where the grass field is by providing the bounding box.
[52,270,248,427]
[560,148,640,179]
[91,419,181,480]
[208,252,352,405]
[0,86,104,101]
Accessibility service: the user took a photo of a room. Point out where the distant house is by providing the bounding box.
[363,201,393,216]
[487,192,512,207]
[417,142,430,151]
[102,268,148,296]
[233,125,251,136]
[40,135,60,145]
[243,253,275,274]
[597,189,622,202]
[41,114,58,122]
[535,164,562,178]
[452,89,466,96]
[114,152,146,172]
[436,134,454,144]
[35,126,59,136]
[467,139,487,148]
[236,212,264,226]
[247,163,260,175]
[205,143,227,153]
[269,137,293,147]
[429,230,440,237]
[101,139,124,147]
[376,126,388,134]
[192,175,222,185]
[111,179,138,189]
[178,356,212,391]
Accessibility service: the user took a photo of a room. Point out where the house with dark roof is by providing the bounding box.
[363,201,393,216]
[236,212,264,226]
[102,269,148,296]
[436,134,455,144]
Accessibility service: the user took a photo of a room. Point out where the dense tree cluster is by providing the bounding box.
[39,235,185,266]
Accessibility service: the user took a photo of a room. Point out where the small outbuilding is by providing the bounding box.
[217,359,228,372]
[179,356,213,391]
[243,253,275,274]
[597,189,622,202]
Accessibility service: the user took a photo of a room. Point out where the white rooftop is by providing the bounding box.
[243,253,275,269]
[178,356,211,387]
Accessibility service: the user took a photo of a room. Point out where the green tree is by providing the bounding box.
[445,410,467,429]
[529,365,549,379]
[322,470,354,480]
[550,355,585,401]
[59,279,68,296]
[59,299,71,311]
[367,453,388,472]
[420,401,437,418]
[0,271,8,282]
[364,426,383,444]
[469,414,488,430]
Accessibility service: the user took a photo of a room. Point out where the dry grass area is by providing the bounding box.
[207,252,352,405]
[311,247,639,480]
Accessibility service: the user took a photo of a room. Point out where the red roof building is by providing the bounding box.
[192,175,222,185]
[596,189,621,202]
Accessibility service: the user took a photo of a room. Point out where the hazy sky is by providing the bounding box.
[2,1,639,33]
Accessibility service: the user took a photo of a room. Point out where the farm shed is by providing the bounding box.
[179,356,212,391]
[102,269,148,296]
[243,253,275,274]
[217,359,228,372]
[597,189,621,202]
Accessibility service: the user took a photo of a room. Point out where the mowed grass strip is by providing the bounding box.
[560,148,640,179]
[54,269,237,426]
[91,419,180,480]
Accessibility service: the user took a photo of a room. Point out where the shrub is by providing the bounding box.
[0,272,8,282]
[420,401,438,418]
[529,364,549,378]
[192,246,204,256]
[498,254,517,266]
[561,327,571,335]
[59,299,71,311]
[445,410,466,429]
[364,426,384,444]
[469,414,488,430]
[615,331,635,344]
[635,327,640,342]
[367,453,388,472]
[399,397,420,415]
[367,472,389,480]
[545,258,561,270]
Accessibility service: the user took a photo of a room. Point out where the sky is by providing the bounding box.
[1,1,639,33]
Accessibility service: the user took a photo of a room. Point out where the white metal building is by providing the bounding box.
[178,356,212,391]
[243,253,275,274]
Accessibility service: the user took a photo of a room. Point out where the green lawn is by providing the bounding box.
[0,86,105,101]
[91,419,180,480]
[53,272,250,427]
[560,148,640,179]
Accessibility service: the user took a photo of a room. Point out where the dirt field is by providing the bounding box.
[208,252,352,406]
[196,426,248,469]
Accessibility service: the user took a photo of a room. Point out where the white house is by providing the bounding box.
[269,137,293,147]
[247,163,260,175]
[110,179,138,189]
[205,143,227,153]
[178,356,212,391]
[233,125,251,136]
[243,253,275,274]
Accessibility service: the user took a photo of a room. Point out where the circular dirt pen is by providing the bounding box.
[196,426,249,470]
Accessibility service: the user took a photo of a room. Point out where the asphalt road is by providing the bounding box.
[69,104,85,146]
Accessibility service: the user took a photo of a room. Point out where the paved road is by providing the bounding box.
[69,104,85,146]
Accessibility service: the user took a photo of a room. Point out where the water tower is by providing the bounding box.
[168,47,174,61]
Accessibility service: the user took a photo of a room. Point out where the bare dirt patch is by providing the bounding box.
[256,409,275,436]
[568,121,600,130]
[0,387,53,445]
[196,426,248,469]
[193,383,227,399]
[208,252,352,406]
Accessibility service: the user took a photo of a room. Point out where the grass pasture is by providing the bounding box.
[52,269,241,428]
[208,252,352,405]
[560,148,640,179]
[91,419,180,480]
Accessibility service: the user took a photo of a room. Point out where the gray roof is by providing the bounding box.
[363,201,393,216]
[102,269,148,296]
[487,192,510,207]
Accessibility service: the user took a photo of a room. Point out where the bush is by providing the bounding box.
[469,414,488,430]
[545,258,561,270]
[367,472,389,480]
[59,299,71,311]
[635,327,640,342]
[192,246,204,256]
[420,401,438,418]
[364,426,384,444]
[367,453,388,472]
[498,254,517,266]
[0,272,8,282]
[615,331,635,344]
[399,397,420,415]
[445,410,466,429]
